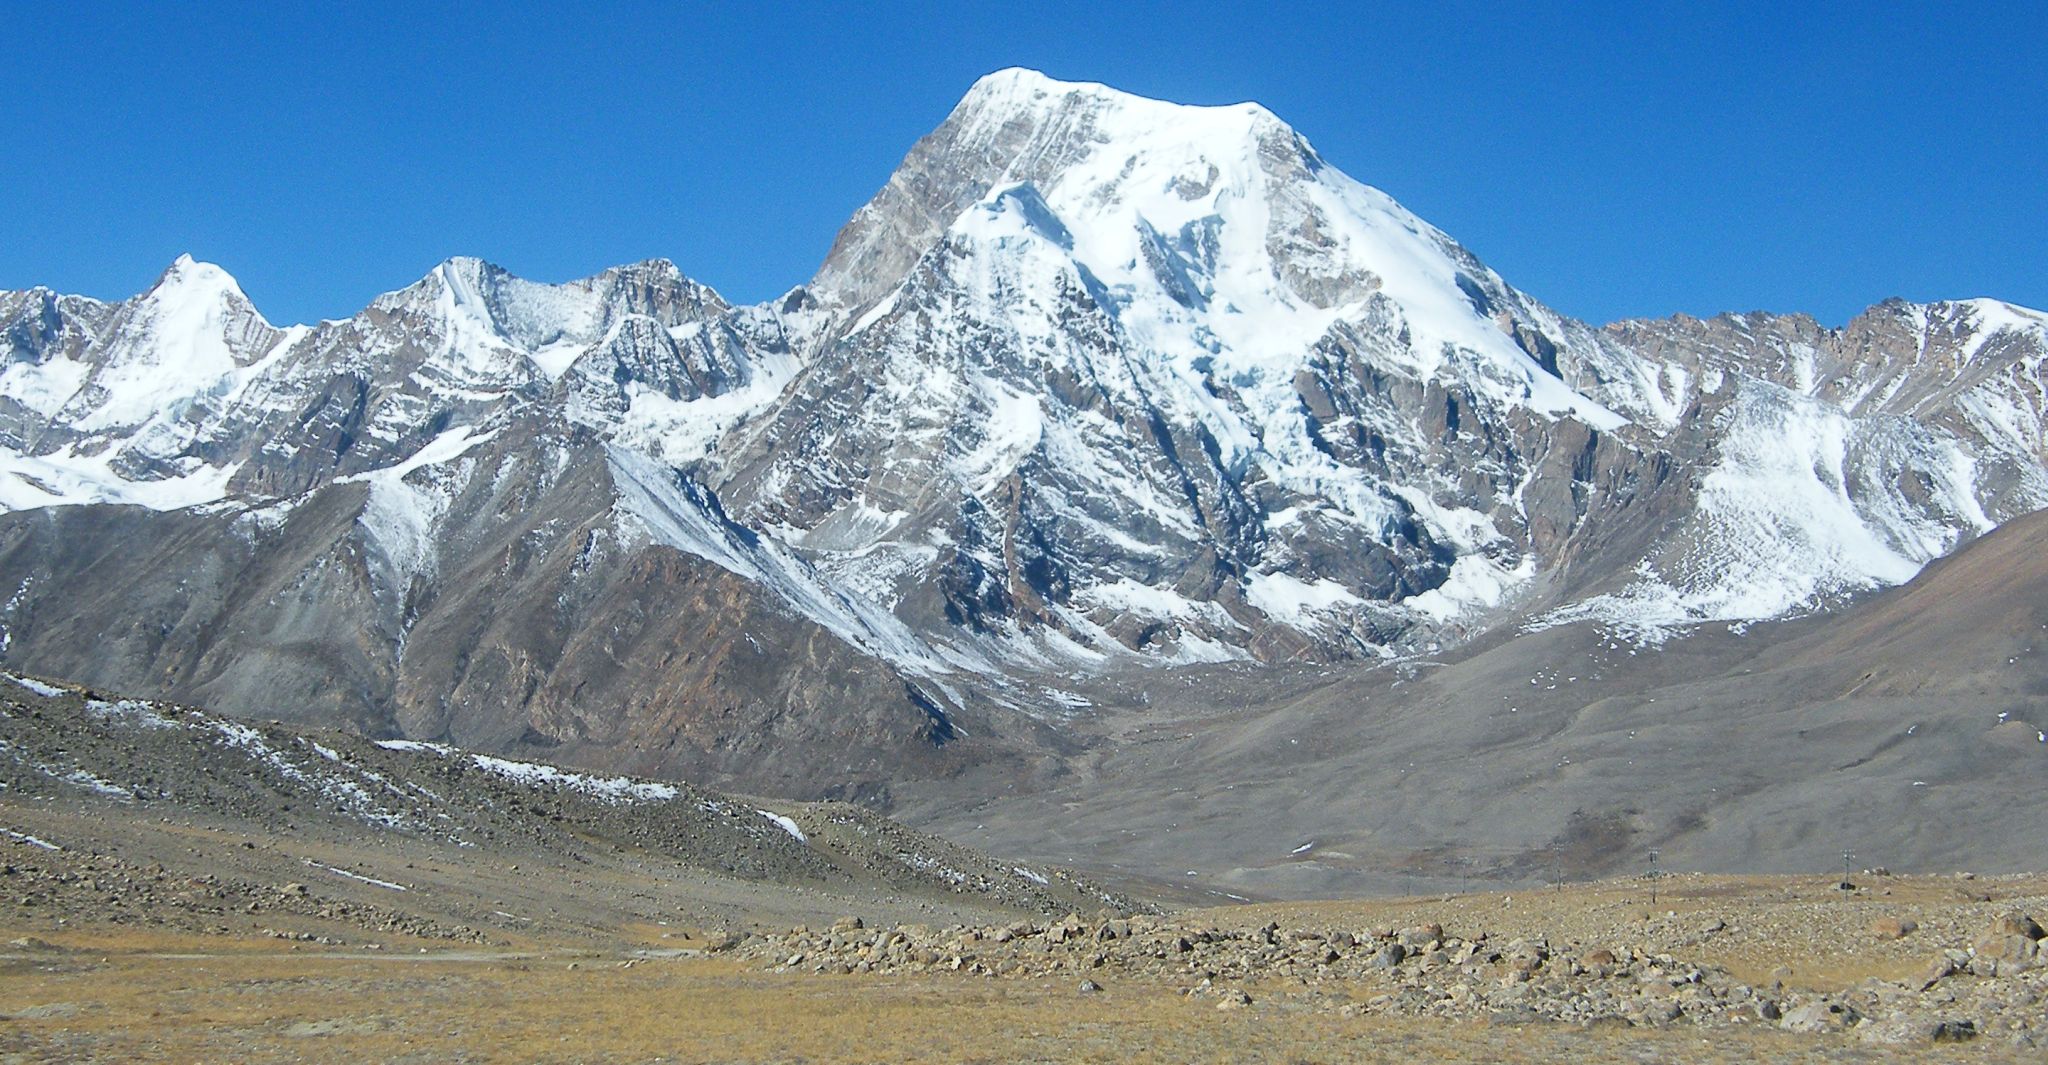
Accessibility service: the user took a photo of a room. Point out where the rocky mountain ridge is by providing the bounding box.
[0,668,1125,923]
[0,69,2042,796]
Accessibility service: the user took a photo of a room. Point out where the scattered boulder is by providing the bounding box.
[1398,923,1443,948]
[1214,988,1252,1010]
[1780,1001,1859,1033]
[717,902,2045,1044]
[1971,933,2039,974]
[1991,913,2045,940]
[1974,933,2040,961]
[1917,955,1958,991]
[1859,1017,1977,1045]
[1869,916,1917,940]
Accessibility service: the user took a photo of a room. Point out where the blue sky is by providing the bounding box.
[3,2,2042,327]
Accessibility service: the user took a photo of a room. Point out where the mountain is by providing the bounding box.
[914,505,2048,898]
[0,668,1132,937]
[0,69,2042,815]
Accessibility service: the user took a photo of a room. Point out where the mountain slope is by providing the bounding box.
[0,669,1131,937]
[0,69,2039,804]
[910,507,2048,897]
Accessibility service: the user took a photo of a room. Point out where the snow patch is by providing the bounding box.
[6,674,65,698]
[466,752,680,805]
[756,810,807,842]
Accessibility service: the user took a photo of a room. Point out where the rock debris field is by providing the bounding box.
[731,874,2047,1051]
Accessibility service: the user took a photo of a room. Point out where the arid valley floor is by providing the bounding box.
[3,865,2044,1063]
[2,678,2043,1064]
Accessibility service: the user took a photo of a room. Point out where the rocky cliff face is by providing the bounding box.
[0,70,2041,796]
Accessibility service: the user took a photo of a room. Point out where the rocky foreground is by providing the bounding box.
[7,854,2046,1063]
[731,878,2047,1051]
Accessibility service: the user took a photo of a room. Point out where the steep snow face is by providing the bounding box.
[713,69,2048,664]
[1547,300,2048,642]
[0,258,288,511]
[0,253,784,513]
[729,69,1647,661]
[968,73,1615,424]
[819,69,1621,431]
[61,255,284,433]
[606,446,979,679]
[1,71,2045,685]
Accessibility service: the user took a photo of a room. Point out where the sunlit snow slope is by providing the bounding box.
[0,67,2042,752]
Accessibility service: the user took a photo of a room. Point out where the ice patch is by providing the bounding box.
[1245,571,1362,625]
[83,698,179,731]
[310,861,408,891]
[1404,555,1534,623]
[466,753,680,804]
[373,739,458,755]
[6,674,65,698]
[4,828,60,850]
[756,810,807,842]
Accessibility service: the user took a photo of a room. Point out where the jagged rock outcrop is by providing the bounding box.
[0,69,2041,793]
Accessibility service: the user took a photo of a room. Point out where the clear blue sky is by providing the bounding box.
[3,2,2042,327]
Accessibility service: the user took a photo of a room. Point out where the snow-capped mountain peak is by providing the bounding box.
[0,71,2044,768]
[60,255,282,429]
[817,69,1618,425]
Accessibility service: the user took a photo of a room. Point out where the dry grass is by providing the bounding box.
[6,871,2044,1063]
[0,931,2006,1064]
[1188,871,2048,992]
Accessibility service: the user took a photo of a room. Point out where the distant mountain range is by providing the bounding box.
[1,69,2042,807]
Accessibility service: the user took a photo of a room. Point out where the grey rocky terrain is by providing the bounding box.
[728,881,2048,1049]
[0,670,1129,942]
[905,505,2048,900]
[0,69,2041,900]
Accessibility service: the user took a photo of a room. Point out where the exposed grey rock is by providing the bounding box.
[0,70,2044,880]
[1779,1000,1859,1033]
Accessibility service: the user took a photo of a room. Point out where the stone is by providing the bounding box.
[1869,916,1917,939]
[1077,979,1102,994]
[831,916,864,932]
[1780,1001,1859,1033]
[1369,943,1406,969]
[1917,955,1958,991]
[1973,933,2040,967]
[1991,913,2045,940]
[1398,923,1444,948]
[1859,1017,1978,1045]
